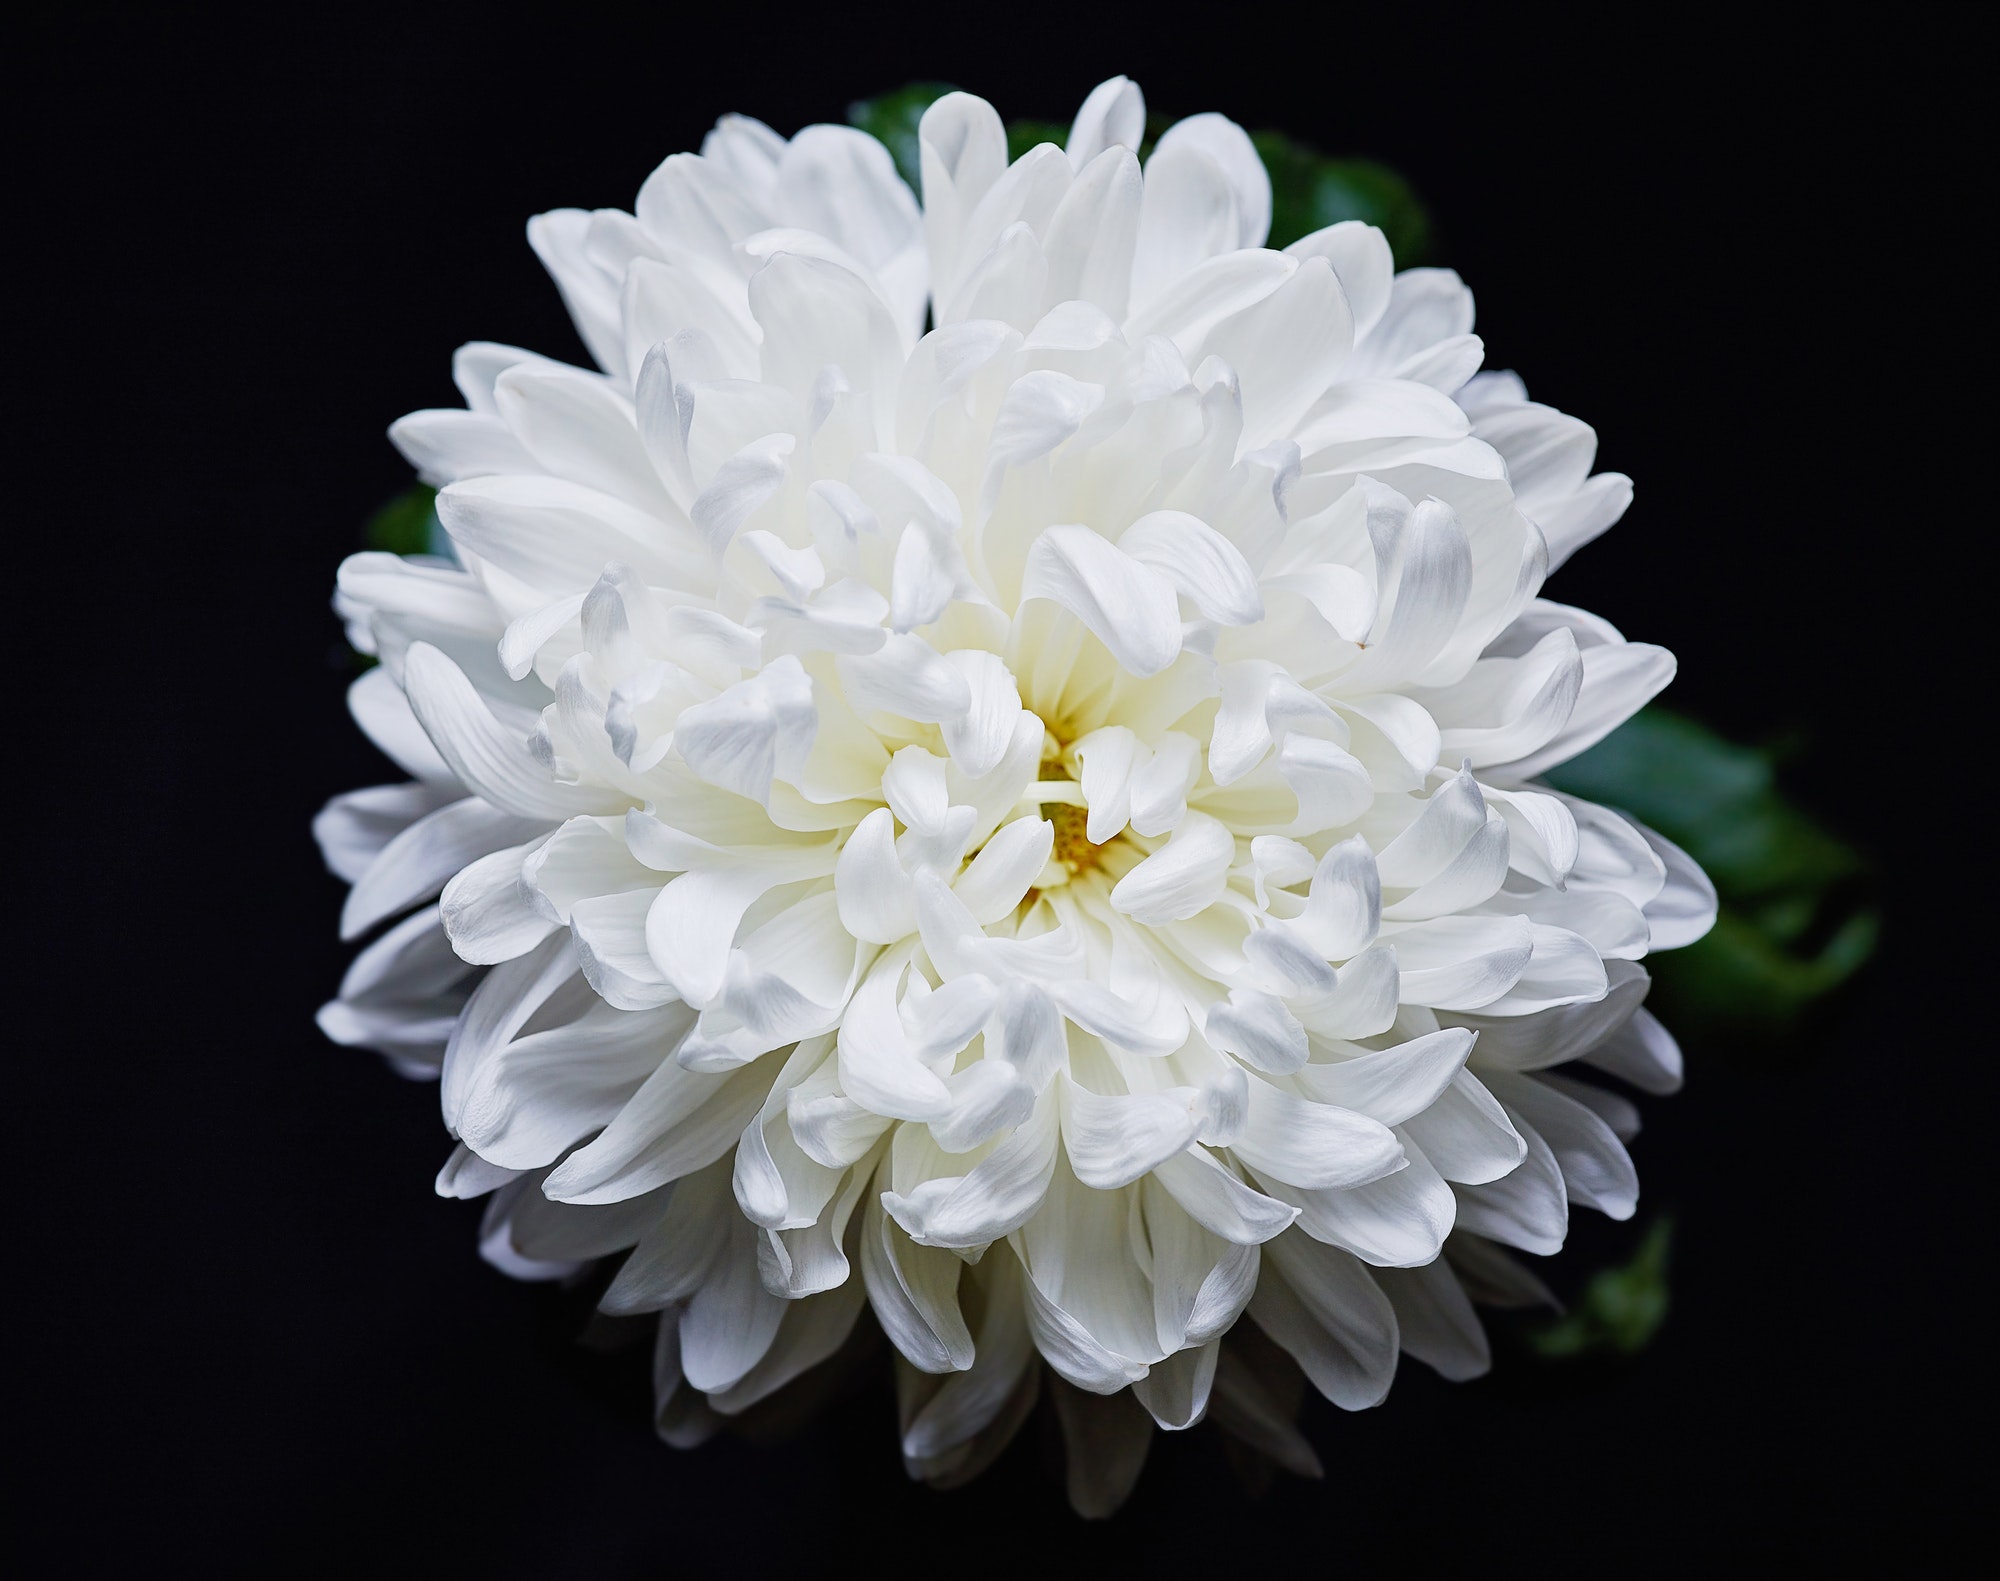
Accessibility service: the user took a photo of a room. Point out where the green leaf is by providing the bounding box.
[365,485,443,557]
[1647,907,1880,1035]
[1541,708,1878,1036]
[1253,131,1433,263]
[1529,1217,1673,1358]
[1539,709,1858,897]
[846,82,956,193]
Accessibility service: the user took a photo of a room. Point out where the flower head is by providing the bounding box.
[319,76,1714,1510]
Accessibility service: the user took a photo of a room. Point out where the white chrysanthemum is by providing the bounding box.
[318,76,1715,1510]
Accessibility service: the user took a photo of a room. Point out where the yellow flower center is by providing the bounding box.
[1049,801,1109,875]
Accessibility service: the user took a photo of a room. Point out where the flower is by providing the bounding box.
[317,75,1716,1513]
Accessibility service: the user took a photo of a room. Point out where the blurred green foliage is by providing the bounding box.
[846,87,1433,265]
[365,484,448,559]
[1530,1218,1674,1358]
[1541,709,1878,1038]
[1253,131,1432,263]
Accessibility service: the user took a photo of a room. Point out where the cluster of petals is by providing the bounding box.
[318,75,1714,1503]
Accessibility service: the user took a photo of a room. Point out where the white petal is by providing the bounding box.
[860,1195,975,1373]
[919,92,1009,305]
[1117,510,1263,625]
[542,1058,770,1205]
[1200,256,1354,445]
[1131,1340,1220,1433]
[1047,1379,1153,1518]
[1451,1119,1568,1255]
[953,814,1054,924]
[749,250,902,438]
[1285,220,1392,338]
[1206,1345,1324,1477]
[526,208,625,378]
[451,339,587,416]
[1390,915,1535,1010]
[1637,823,1718,950]
[1234,1079,1405,1192]
[1486,1070,1639,1220]
[388,409,536,487]
[1293,835,1382,960]
[436,472,702,595]
[770,124,922,306]
[1581,1006,1683,1095]
[1040,147,1143,320]
[1281,1144,1457,1267]
[1348,267,1474,379]
[634,149,769,266]
[456,1002,689,1170]
[1204,988,1309,1074]
[835,955,951,1121]
[679,1214,788,1393]
[1152,113,1270,250]
[1066,76,1145,166]
[314,780,459,886]
[1454,958,1648,1072]
[1540,471,1634,573]
[882,1090,1058,1249]
[671,653,816,803]
[1397,1070,1527,1185]
[493,363,673,514]
[834,807,916,944]
[901,1283,1040,1474]
[435,1141,516,1200]
[1125,249,1292,352]
[600,1158,733,1315]
[1475,922,1608,1016]
[520,814,653,923]
[1277,734,1375,833]
[572,888,676,1010]
[438,934,578,1130]
[1019,525,1182,678]
[982,370,1103,509]
[1070,725,1139,844]
[1250,1232,1398,1410]
[985,981,1069,1089]
[331,903,468,1007]
[690,433,794,557]
[403,643,618,819]
[643,861,793,1008]
[346,666,455,784]
[1131,142,1240,313]
[838,634,972,722]
[1292,943,1401,1040]
[934,1059,1037,1153]
[1153,1145,1298,1244]
[1295,1028,1475,1126]
[439,838,558,963]
[1498,642,1677,781]
[1108,810,1235,925]
[1129,732,1200,838]
[1375,1259,1490,1381]
[708,1276,868,1414]
[1443,1230,1556,1309]
[940,649,1022,777]
[1418,629,1584,769]
[1059,1079,1201,1190]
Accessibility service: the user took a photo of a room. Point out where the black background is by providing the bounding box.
[17,5,1979,1572]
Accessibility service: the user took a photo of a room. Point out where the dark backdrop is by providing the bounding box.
[17,5,1977,1572]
